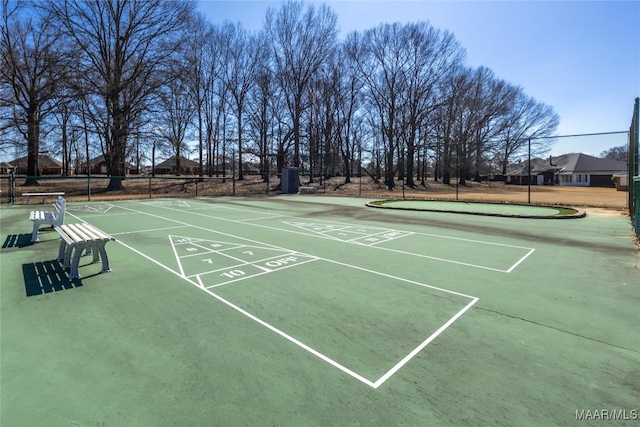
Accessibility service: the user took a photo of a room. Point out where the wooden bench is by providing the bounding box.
[30,196,66,242]
[299,186,316,194]
[55,223,115,279]
[22,192,65,204]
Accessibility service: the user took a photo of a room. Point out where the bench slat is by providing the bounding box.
[59,224,85,245]
[29,197,66,242]
[67,223,96,242]
[54,222,115,279]
[22,192,65,204]
[81,223,114,240]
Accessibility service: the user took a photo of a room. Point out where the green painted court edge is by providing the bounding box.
[367,199,586,218]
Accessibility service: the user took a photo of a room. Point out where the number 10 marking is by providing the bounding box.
[221,269,245,279]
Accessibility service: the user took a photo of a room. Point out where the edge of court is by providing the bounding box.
[365,199,587,219]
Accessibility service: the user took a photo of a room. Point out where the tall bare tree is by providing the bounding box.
[354,23,410,190]
[182,13,214,178]
[1,0,63,185]
[220,22,262,181]
[156,73,195,175]
[493,90,559,174]
[246,35,274,182]
[46,0,195,190]
[265,1,337,169]
[400,22,464,188]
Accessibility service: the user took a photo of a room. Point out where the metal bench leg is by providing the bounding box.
[31,221,42,242]
[63,243,75,269]
[94,242,111,273]
[68,243,86,279]
[57,240,67,262]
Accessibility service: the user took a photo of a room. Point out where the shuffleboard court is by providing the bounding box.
[70,202,479,387]
[1,195,638,426]
[114,200,534,272]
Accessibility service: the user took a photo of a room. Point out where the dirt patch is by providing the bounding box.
[1,174,630,213]
[316,177,629,211]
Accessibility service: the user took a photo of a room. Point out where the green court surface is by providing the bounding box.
[1,195,638,426]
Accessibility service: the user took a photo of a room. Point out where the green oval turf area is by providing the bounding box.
[366,199,585,218]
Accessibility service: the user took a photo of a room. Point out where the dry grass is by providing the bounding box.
[1,174,630,212]
[317,176,629,211]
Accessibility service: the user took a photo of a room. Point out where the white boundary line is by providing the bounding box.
[280,216,533,249]
[374,297,478,388]
[85,204,478,389]
[112,225,189,236]
[254,211,538,272]
[130,202,533,273]
[205,256,320,289]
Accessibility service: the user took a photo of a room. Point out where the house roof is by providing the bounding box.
[9,155,62,168]
[79,154,135,169]
[507,153,628,176]
[156,155,200,168]
[559,153,627,173]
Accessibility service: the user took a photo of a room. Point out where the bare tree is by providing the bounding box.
[354,23,412,190]
[1,0,63,184]
[493,90,559,175]
[156,73,195,175]
[220,22,262,181]
[265,1,337,169]
[246,35,274,182]
[400,22,464,188]
[182,13,214,178]
[46,0,195,190]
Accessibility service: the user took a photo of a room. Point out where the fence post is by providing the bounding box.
[9,168,15,204]
[232,148,236,196]
[629,97,639,218]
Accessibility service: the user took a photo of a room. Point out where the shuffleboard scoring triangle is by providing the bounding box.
[66,203,114,213]
[143,200,191,208]
[281,220,345,234]
[168,234,313,282]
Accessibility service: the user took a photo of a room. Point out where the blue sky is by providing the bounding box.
[198,0,639,156]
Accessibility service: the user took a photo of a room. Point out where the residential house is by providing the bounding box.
[506,153,627,188]
[155,155,200,175]
[0,162,14,174]
[9,155,63,175]
[78,155,136,175]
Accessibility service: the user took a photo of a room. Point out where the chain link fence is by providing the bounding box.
[1,174,275,204]
[630,97,640,241]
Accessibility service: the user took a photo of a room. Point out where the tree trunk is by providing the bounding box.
[24,106,40,186]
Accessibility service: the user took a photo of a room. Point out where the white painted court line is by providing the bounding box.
[171,237,299,273]
[506,248,536,273]
[132,201,534,273]
[166,207,514,272]
[294,216,534,250]
[114,204,293,252]
[374,297,478,388]
[236,215,286,222]
[105,203,479,389]
[185,252,315,278]
[201,284,378,388]
[111,225,189,236]
[204,256,320,289]
[66,203,116,214]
